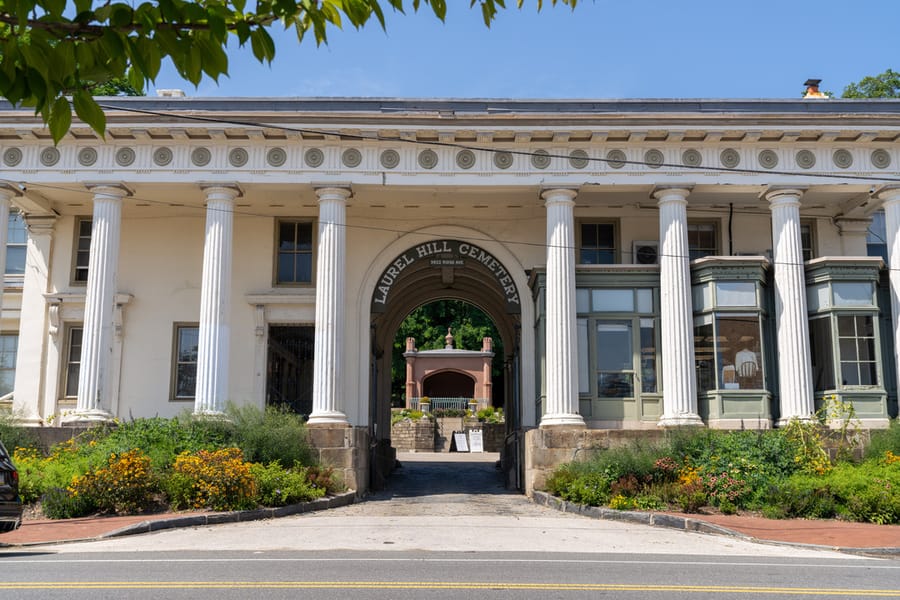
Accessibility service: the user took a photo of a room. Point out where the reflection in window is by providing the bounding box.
[276,221,313,284]
[5,212,26,275]
[174,325,199,399]
[64,327,83,397]
[597,320,633,397]
[0,334,17,395]
[694,314,763,391]
[580,223,616,264]
[809,317,835,391]
[74,218,92,283]
[838,316,877,386]
[687,222,717,260]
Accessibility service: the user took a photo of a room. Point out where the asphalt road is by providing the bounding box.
[1,550,898,599]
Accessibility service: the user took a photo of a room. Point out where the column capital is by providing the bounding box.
[200,183,242,201]
[0,181,23,200]
[541,187,577,205]
[874,184,900,205]
[85,182,133,199]
[314,185,352,202]
[762,186,807,204]
[651,185,693,202]
[833,217,872,236]
[23,214,57,234]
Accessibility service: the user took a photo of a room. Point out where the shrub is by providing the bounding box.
[68,449,158,514]
[221,405,316,467]
[41,487,97,520]
[0,413,39,451]
[165,448,258,511]
[251,463,326,507]
[391,409,429,426]
[866,421,900,459]
[305,465,343,495]
[476,407,504,423]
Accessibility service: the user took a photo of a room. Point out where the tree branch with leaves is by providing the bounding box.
[0,0,577,142]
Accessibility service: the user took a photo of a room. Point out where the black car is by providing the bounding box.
[0,440,22,532]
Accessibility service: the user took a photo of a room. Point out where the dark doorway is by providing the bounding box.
[423,371,476,398]
[266,325,314,416]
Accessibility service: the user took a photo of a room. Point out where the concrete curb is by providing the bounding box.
[530,490,900,557]
[101,491,357,539]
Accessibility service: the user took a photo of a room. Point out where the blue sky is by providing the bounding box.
[151,1,899,99]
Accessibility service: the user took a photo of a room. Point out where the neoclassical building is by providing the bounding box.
[0,96,898,492]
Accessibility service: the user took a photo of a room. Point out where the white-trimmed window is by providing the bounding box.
[687,222,718,260]
[276,221,314,285]
[0,334,18,396]
[172,324,199,400]
[63,326,83,397]
[73,217,92,284]
[5,211,26,276]
[579,222,617,264]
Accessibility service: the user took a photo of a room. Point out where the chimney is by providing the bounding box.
[803,78,828,99]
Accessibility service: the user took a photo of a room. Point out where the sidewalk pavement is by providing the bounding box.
[3,496,899,554]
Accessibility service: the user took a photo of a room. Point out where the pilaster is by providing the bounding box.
[539,188,584,428]
[876,185,900,406]
[66,184,130,422]
[654,186,702,426]
[309,186,351,425]
[194,184,241,416]
[766,187,815,424]
[11,215,54,424]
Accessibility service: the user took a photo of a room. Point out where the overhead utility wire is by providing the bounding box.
[17,179,895,273]
[96,103,900,184]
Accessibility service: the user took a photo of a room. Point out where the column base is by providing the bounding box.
[60,409,114,424]
[307,411,350,426]
[775,415,814,427]
[658,413,704,427]
[539,413,586,428]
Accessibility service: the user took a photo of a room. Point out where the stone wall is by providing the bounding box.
[307,425,370,495]
[391,418,505,453]
[524,428,667,495]
[391,418,436,452]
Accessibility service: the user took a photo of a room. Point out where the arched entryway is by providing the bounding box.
[366,236,528,490]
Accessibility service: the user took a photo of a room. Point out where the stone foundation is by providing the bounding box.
[391,418,505,453]
[523,427,667,495]
[306,425,370,494]
[391,418,435,452]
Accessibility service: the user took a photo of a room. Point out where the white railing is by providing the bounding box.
[408,397,489,411]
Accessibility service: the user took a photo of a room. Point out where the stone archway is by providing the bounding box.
[365,236,528,490]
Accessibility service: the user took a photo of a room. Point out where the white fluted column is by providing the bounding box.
[194,185,240,415]
[655,187,702,426]
[767,188,814,424]
[69,184,129,421]
[877,185,900,404]
[540,188,584,427]
[309,186,351,425]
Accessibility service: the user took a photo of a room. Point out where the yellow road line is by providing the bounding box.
[0,582,898,595]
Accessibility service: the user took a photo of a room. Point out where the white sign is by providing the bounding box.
[469,429,484,453]
[453,432,469,452]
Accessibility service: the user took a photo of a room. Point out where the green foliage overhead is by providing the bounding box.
[0,0,578,143]
[842,69,900,98]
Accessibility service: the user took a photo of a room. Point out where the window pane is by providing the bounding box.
[577,319,589,394]
[862,363,878,386]
[598,372,633,398]
[580,223,615,264]
[841,364,859,386]
[592,289,633,312]
[716,314,762,389]
[692,284,711,311]
[867,211,888,262]
[5,246,25,275]
[295,255,313,283]
[279,222,296,251]
[176,364,197,398]
[833,282,873,307]
[178,328,199,362]
[596,321,633,370]
[715,281,756,307]
[581,223,598,247]
[694,321,715,393]
[800,224,813,261]
[839,338,858,361]
[79,220,93,236]
[636,289,653,314]
[640,318,657,393]
[837,316,855,336]
[576,289,590,313]
[175,326,199,398]
[688,223,717,260]
[809,317,835,391]
[0,334,17,396]
[65,328,83,397]
[277,254,295,282]
[296,223,313,251]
